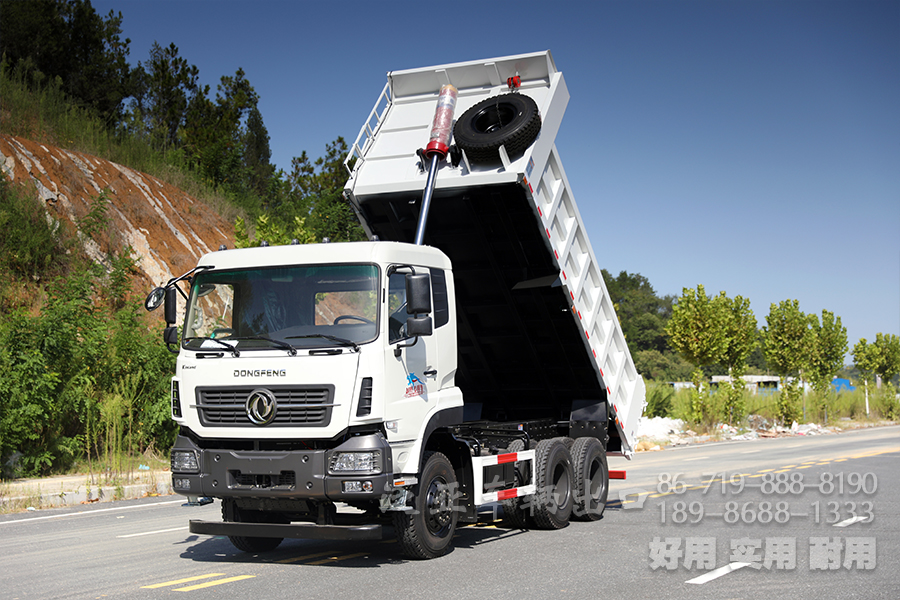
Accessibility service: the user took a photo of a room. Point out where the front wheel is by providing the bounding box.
[222,499,284,553]
[393,451,458,559]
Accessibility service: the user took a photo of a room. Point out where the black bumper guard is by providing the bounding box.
[189,519,383,541]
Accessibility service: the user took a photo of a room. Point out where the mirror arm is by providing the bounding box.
[393,335,419,358]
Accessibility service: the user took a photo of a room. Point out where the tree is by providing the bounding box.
[234,214,315,248]
[719,295,757,424]
[762,300,810,424]
[602,270,675,354]
[632,349,693,383]
[182,68,258,192]
[854,334,900,419]
[131,42,200,148]
[664,285,728,423]
[870,333,900,384]
[806,310,848,422]
[853,338,877,416]
[285,137,365,242]
[242,105,276,201]
[0,0,132,125]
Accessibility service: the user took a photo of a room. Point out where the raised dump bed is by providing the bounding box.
[344,51,645,455]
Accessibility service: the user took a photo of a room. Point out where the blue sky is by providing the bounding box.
[93,0,899,360]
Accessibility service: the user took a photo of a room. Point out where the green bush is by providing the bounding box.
[0,264,176,477]
[0,178,63,279]
[644,382,675,418]
[873,384,899,420]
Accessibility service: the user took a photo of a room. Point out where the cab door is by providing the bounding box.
[383,267,441,446]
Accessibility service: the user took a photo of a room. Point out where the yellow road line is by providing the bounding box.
[141,574,225,589]
[306,552,368,565]
[276,551,332,564]
[175,575,255,592]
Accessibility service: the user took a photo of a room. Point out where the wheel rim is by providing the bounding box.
[552,462,571,508]
[472,104,517,134]
[424,476,453,537]
[588,457,604,502]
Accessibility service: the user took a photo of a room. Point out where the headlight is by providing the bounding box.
[329,451,381,474]
[171,450,200,473]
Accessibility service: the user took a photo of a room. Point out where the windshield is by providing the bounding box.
[183,264,379,351]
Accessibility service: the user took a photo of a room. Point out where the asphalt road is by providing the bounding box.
[1,425,897,600]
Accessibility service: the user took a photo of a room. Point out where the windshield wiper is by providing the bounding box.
[230,335,298,356]
[285,333,359,352]
[185,337,240,357]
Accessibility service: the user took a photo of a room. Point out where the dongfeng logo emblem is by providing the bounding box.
[246,389,277,426]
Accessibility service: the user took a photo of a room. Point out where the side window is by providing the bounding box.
[431,268,449,329]
[388,272,408,343]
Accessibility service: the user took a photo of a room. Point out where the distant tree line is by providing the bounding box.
[606,272,900,425]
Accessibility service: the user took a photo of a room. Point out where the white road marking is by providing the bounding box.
[117,526,189,538]
[740,449,761,454]
[684,456,709,462]
[686,562,751,584]
[834,516,868,528]
[0,500,184,525]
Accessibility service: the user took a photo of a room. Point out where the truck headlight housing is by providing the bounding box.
[329,450,381,474]
[171,450,200,473]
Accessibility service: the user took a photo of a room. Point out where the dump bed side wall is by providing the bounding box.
[344,52,644,455]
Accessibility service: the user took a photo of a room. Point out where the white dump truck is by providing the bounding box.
[146,51,645,559]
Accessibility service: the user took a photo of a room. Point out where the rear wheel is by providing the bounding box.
[570,437,609,521]
[531,439,573,529]
[222,499,284,553]
[394,451,458,559]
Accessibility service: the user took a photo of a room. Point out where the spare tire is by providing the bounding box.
[453,93,541,164]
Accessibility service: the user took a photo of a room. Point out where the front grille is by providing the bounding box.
[195,385,335,427]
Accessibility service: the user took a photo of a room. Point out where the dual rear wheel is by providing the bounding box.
[503,436,609,528]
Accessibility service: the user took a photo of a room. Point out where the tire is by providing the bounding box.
[570,437,609,521]
[394,451,458,559]
[500,440,531,529]
[531,439,574,530]
[556,436,575,450]
[222,499,284,553]
[453,93,541,164]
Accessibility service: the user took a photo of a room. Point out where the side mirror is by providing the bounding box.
[164,326,179,345]
[145,287,165,311]
[406,316,433,337]
[164,287,178,325]
[406,273,432,315]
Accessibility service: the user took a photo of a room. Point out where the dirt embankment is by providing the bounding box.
[1,134,234,289]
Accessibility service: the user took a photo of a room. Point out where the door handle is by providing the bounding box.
[424,369,437,378]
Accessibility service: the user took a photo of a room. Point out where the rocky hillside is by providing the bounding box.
[1,133,234,289]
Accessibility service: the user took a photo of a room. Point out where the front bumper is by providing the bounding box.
[170,432,392,502]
